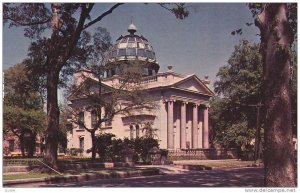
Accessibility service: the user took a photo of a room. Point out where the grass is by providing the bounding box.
[3,172,58,181]
[3,158,43,166]
[177,160,263,169]
[3,167,159,181]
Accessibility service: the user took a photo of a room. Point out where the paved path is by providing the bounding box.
[12,167,264,187]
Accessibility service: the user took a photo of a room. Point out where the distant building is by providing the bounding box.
[3,131,42,157]
[67,23,213,156]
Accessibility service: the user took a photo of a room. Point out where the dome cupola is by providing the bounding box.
[107,22,159,77]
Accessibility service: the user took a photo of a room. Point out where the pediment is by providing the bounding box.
[172,75,213,96]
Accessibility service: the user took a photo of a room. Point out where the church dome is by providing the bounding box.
[108,23,157,64]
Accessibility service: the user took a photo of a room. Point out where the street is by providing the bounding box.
[10,167,264,187]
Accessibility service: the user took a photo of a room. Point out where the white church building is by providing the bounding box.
[67,23,214,156]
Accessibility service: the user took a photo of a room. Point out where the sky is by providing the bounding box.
[2,3,261,92]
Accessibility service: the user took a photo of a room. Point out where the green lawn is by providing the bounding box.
[183,160,263,169]
[3,167,159,181]
[3,173,58,181]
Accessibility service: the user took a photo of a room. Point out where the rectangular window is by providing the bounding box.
[136,125,140,138]
[146,50,152,58]
[78,112,84,130]
[91,111,97,129]
[143,68,148,75]
[127,48,136,56]
[79,137,84,150]
[118,49,126,56]
[66,123,73,135]
[9,140,14,152]
[137,49,146,57]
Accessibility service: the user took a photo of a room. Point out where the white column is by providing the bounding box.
[203,105,209,149]
[167,100,174,149]
[174,102,181,149]
[192,104,198,149]
[180,102,187,149]
[198,108,203,148]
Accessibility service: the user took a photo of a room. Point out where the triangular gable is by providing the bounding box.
[68,78,114,100]
[171,75,214,96]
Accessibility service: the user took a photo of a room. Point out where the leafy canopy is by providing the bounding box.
[210,40,263,149]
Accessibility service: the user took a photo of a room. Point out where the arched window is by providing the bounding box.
[130,125,134,140]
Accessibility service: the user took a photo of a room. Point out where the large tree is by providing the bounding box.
[3,63,46,157]
[211,41,263,158]
[3,3,188,168]
[251,3,296,186]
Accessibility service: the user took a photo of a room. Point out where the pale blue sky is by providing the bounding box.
[3,3,260,87]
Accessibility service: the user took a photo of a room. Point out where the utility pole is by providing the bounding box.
[249,101,263,162]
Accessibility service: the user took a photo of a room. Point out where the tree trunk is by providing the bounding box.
[44,68,60,169]
[255,3,295,187]
[28,131,36,157]
[19,132,25,158]
[91,131,96,160]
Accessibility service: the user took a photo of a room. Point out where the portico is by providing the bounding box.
[165,99,210,150]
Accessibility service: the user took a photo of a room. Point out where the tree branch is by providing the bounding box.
[60,3,93,69]
[4,16,51,26]
[83,3,124,30]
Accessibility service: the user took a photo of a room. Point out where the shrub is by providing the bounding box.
[135,138,159,163]
[67,148,84,156]
[95,133,159,163]
[95,133,116,162]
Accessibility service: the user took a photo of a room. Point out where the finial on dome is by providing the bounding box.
[128,20,137,35]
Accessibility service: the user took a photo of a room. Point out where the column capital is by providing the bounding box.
[164,99,175,103]
[199,103,210,108]
[181,101,188,105]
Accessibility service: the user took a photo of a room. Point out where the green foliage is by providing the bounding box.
[4,63,43,110]
[210,41,263,157]
[95,133,159,163]
[3,63,46,157]
[67,148,84,156]
[133,138,159,163]
[3,63,46,150]
[4,106,46,135]
[95,133,116,162]
[142,122,158,139]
